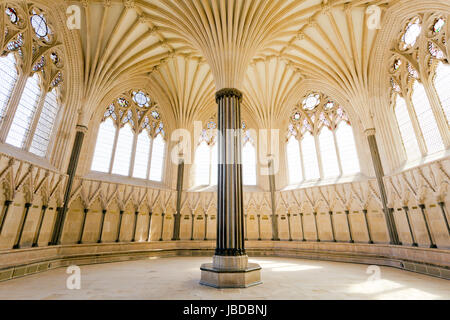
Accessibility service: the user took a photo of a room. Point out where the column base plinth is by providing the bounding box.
[200,255,262,288]
[200,263,262,288]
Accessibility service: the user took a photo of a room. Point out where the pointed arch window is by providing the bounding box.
[91,90,165,182]
[389,16,449,165]
[0,7,65,159]
[287,92,360,184]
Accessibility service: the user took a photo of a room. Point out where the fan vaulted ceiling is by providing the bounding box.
[74,0,394,130]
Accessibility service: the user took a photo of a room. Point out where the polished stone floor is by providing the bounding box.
[0,257,448,300]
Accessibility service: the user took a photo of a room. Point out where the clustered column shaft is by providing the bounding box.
[215,88,245,256]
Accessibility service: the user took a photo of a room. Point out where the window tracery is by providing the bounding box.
[0,4,64,158]
[390,14,449,163]
[287,92,360,184]
[91,89,165,182]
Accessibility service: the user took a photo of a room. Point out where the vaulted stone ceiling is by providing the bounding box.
[74,0,395,129]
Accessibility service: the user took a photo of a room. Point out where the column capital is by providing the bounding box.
[215,88,243,102]
[364,128,376,137]
[76,125,88,134]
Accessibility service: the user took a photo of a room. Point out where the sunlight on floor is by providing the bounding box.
[0,257,447,300]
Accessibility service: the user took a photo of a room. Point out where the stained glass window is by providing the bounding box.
[302,93,320,111]
[401,17,421,49]
[30,12,49,40]
[433,18,445,33]
[5,7,18,24]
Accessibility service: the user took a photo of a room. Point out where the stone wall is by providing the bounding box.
[0,152,448,280]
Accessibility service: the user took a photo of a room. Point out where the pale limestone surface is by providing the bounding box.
[0,257,448,300]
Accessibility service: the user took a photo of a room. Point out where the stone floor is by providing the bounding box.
[0,257,448,300]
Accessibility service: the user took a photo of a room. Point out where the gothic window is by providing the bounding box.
[91,90,165,182]
[287,92,360,184]
[0,6,64,158]
[390,15,449,164]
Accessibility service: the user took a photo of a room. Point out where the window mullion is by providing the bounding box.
[315,133,324,179]
[405,94,428,156]
[129,131,139,177]
[0,73,27,142]
[298,138,305,182]
[109,125,120,174]
[24,90,47,151]
[333,129,343,176]
[146,136,154,180]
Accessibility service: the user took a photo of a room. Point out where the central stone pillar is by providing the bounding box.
[200,88,261,288]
